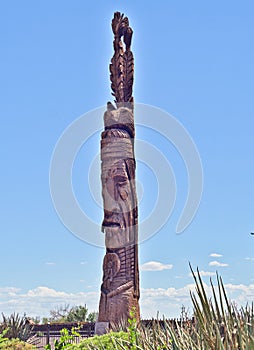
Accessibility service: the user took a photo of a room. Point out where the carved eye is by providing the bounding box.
[115,175,127,185]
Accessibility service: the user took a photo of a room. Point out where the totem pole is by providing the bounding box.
[95,12,140,334]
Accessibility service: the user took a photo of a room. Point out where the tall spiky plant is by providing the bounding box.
[1,313,33,342]
[188,264,254,349]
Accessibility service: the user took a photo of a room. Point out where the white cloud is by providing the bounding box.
[0,286,99,320]
[189,270,216,277]
[27,287,68,298]
[209,261,229,267]
[210,253,223,258]
[0,287,20,298]
[45,262,56,266]
[140,283,202,319]
[140,282,254,318]
[245,257,254,261]
[1,281,254,320]
[140,261,173,271]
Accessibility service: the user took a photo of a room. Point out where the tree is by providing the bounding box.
[86,311,98,322]
[66,305,88,322]
[49,304,70,322]
[46,304,96,323]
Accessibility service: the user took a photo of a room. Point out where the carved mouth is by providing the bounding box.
[102,221,121,228]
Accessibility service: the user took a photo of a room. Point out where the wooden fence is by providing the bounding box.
[29,322,95,349]
[28,319,195,349]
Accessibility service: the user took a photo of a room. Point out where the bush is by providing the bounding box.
[45,327,81,350]
[0,338,35,349]
[75,331,129,349]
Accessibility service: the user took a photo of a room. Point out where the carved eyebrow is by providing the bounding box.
[124,159,132,181]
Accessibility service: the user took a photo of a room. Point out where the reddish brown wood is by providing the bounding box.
[110,12,134,106]
[97,12,140,329]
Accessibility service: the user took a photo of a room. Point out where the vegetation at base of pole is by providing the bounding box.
[62,267,254,349]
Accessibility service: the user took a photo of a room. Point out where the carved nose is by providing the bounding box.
[104,192,120,212]
[104,180,118,202]
[104,202,121,216]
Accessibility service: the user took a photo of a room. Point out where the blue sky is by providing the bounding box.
[1,0,254,320]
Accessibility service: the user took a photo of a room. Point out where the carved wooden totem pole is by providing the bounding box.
[96,12,140,334]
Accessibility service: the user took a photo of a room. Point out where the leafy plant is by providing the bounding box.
[75,331,129,349]
[0,338,35,349]
[0,330,8,344]
[45,327,81,350]
[127,308,138,350]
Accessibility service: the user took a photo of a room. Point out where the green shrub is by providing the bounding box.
[45,327,81,349]
[76,331,129,349]
[0,330,8,344]
[0,338,35,349]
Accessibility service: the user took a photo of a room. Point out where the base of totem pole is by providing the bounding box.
[95,321,109,335]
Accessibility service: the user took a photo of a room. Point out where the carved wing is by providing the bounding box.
[110,12,134,104]
[123,45,134,103]
[109,39,124,102]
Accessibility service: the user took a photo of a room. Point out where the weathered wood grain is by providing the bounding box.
[97,12,140,329]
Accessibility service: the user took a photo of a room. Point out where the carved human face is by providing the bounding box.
[102,159,137,247]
